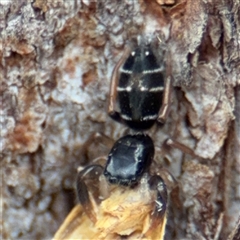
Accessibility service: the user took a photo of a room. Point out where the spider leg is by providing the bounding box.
[157,75,172,124]
[108,47,131,123]
[76,164,104,223]
[146,175,168,239]
[165,138,198,158]
[80,132,115,165]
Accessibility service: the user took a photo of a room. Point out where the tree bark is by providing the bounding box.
[1,0,240,239]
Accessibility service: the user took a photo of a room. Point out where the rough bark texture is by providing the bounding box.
[1,0,240,239]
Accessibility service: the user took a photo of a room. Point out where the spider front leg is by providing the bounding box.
[146,175,168,238]
[151,161,178,191]
[76,164,105,223]
[108,47,131,123]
